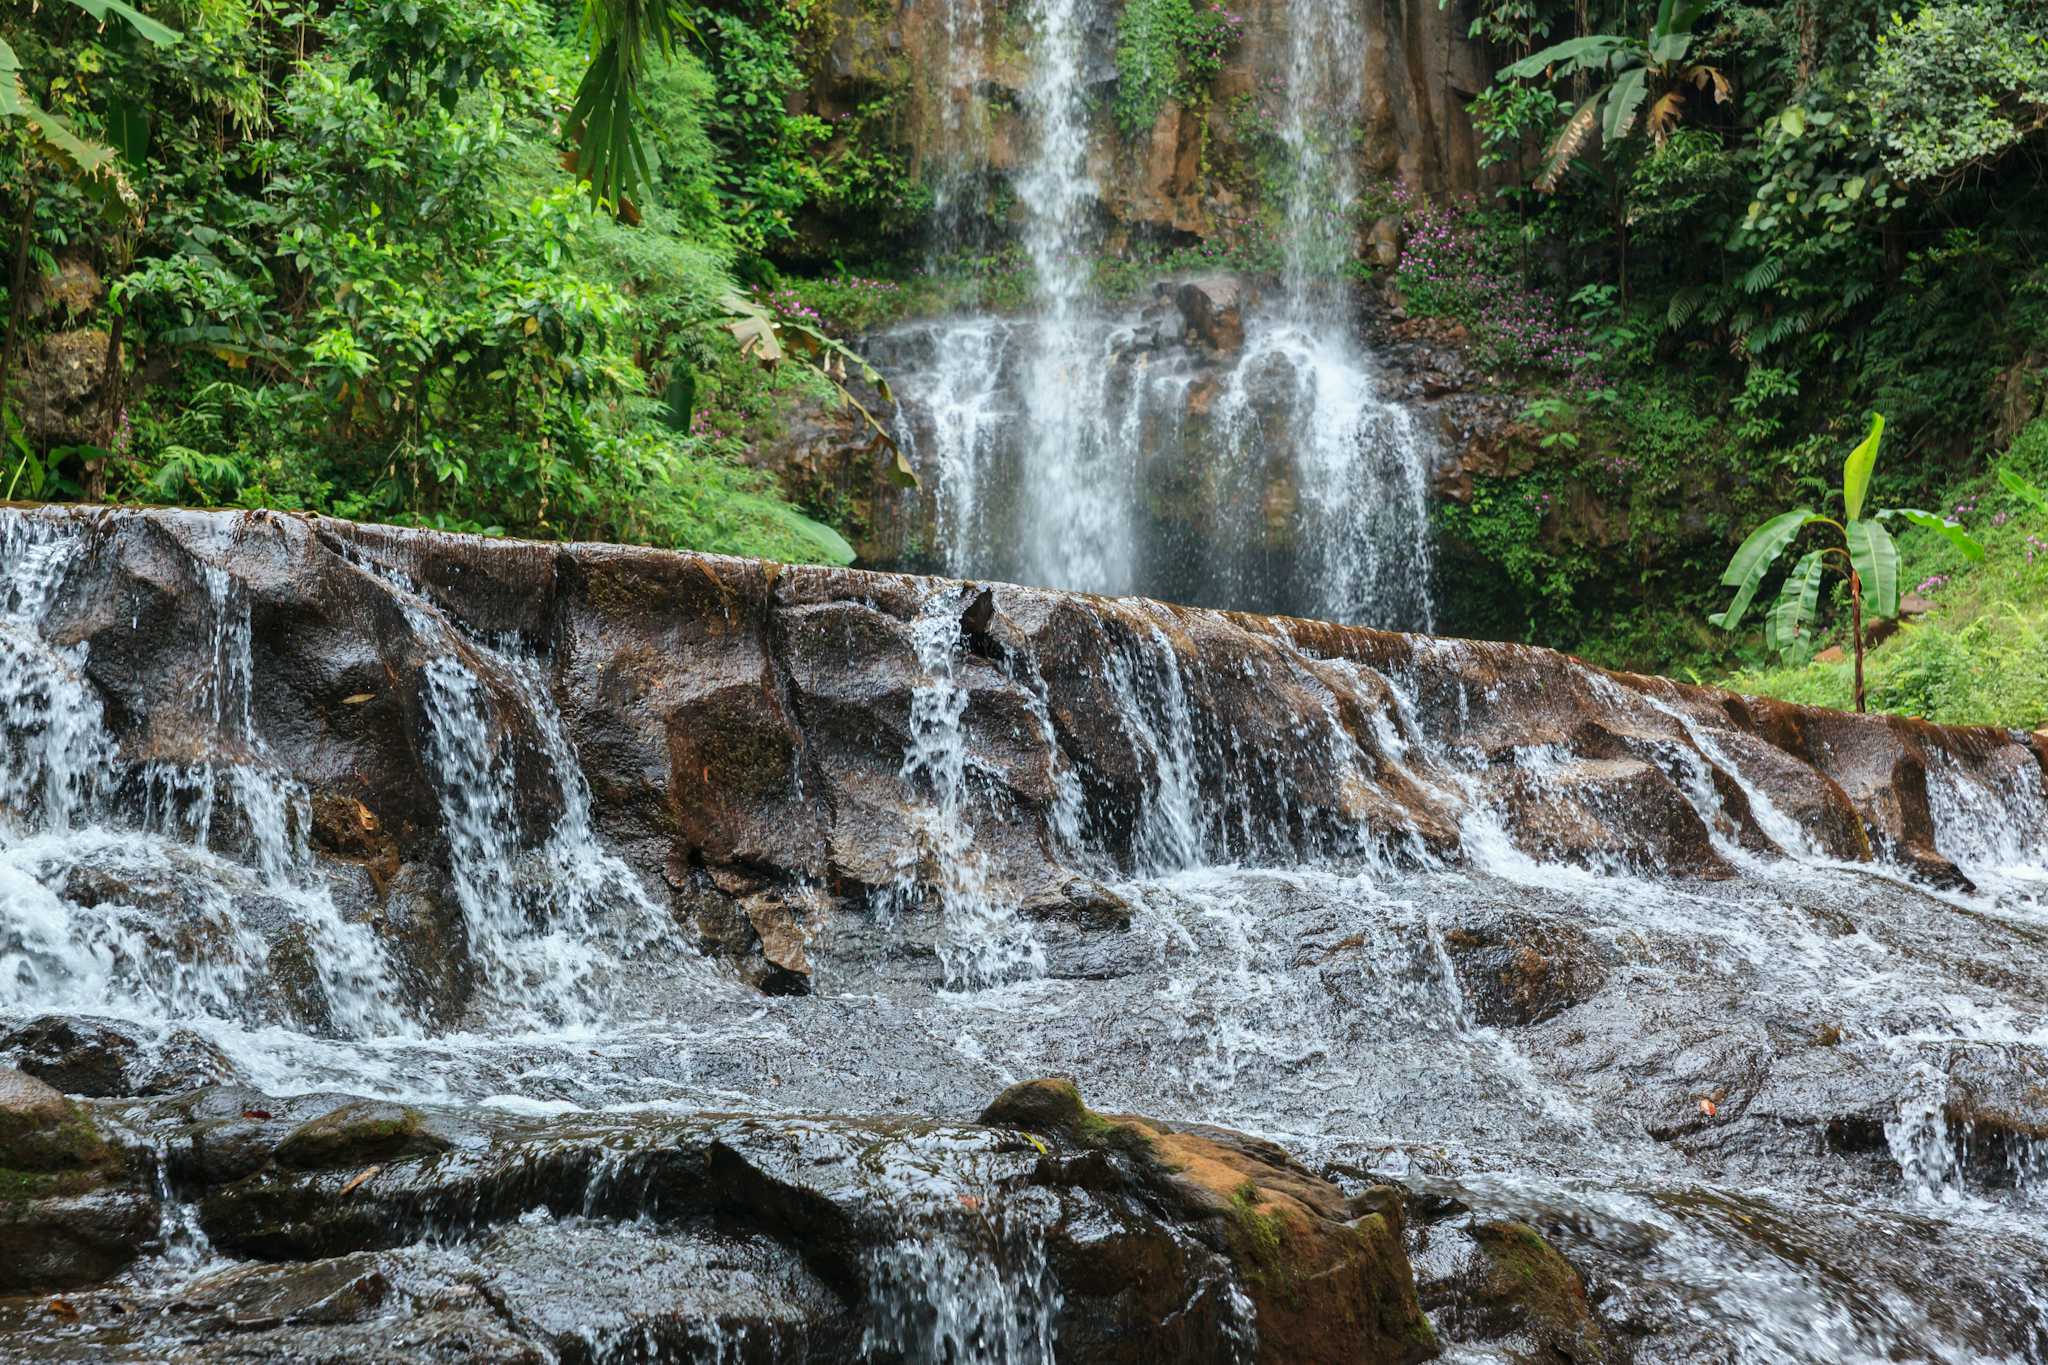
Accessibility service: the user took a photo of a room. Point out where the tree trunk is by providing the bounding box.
[1850,569,1866,713]
[0,180,38,431]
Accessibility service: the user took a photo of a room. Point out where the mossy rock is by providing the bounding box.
[0,1067,111,1172]
[1446,1219,1616,1365]
[0,1069,151,1292]
[274,1101,449,1170]
[978,1077,1156,1159]
[981,1079,1439,1364]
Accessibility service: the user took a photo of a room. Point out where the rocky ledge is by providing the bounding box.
[7,504,2041,1005]
[0,1068,1436,1363]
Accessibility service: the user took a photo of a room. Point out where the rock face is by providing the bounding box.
[806,0,1492,244]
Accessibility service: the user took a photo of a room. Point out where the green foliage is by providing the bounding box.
[1711,415,1982,705]
[1726,419,2048,727]
[1867,3,2048,188]
[1494,0,1726,191]
[1111,0,1243,137]
[1,0,886,565]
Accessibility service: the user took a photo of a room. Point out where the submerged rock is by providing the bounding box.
[1418,1218,1616,1365]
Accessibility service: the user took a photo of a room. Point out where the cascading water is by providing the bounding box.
[7,506,2048,1362]
[886,0,1437,627]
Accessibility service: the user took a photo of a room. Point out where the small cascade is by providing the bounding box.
[0,518,404,1037]
[1887,1061,1966,1206]
[891,590,1047,989]
[414,649,672,1028]
[1102,625,1204,874]
[862,1231,1061,1364]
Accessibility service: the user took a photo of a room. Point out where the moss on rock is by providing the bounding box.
[275,1101,449,1170]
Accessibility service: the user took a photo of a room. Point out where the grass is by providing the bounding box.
[1722,418,2048,730]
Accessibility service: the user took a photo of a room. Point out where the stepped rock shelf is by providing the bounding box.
[3,504,2047,1362]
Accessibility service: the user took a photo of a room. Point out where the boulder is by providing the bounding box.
[0,1068,154,1292]
[1172,275,1251,354]
[1,1015,236,1097]
[982,1078,1440,1364]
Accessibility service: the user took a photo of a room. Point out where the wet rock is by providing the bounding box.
[1419,1219,1617,1365]
[167,1252,395,1331]
[1439,915,1610,1027]
[0,1069,152,1292]
[1172,275,1250,354]
[0,1066,110,1170]
[1491,756,1735,880]
[274,1101,451,1170]
[1,1015,236,1097]
[982,1078,1440,1364]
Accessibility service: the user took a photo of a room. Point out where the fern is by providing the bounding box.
[1741,257,1785,294]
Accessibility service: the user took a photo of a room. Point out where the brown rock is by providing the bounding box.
[1174,275,1250,354]
[1368,215,1403,268]
[981,1079,1439,1364]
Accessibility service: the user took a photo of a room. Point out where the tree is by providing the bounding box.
[1711,414,1984,713]
[2,0,178,475]
[1497,0,1729,192]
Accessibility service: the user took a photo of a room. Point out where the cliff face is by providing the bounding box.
[802,0,1493,247]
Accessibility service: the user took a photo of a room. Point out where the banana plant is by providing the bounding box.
[1,0,177,183]
[1711,414,1983,712]
[1497,0,1729,192]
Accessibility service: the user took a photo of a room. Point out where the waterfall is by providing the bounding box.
[891,0,1436,627]
[890,589,1049,989]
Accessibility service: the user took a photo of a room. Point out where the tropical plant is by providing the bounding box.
[716,291,918,489]
[566,0,695,212]
[1711,414,1984,711]
[1497,0,1729,192]
[1,0,176,183]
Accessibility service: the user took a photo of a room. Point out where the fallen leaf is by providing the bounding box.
[1698,1098,1718,1117]
[339,1165,382,1196]
[341,693,374,705]
[45,1298,79,1320]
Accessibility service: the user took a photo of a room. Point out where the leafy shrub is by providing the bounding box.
[1112,0,1244,136]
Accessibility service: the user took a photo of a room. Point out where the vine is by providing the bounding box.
[1111,0,1244,138]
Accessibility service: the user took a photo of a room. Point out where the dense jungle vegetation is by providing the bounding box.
[4,0,2046,726]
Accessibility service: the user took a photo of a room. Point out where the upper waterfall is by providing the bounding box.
[885,0,1437,629]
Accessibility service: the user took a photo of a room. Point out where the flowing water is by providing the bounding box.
[885,0,1435,628]
[5,507,2048,1360]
